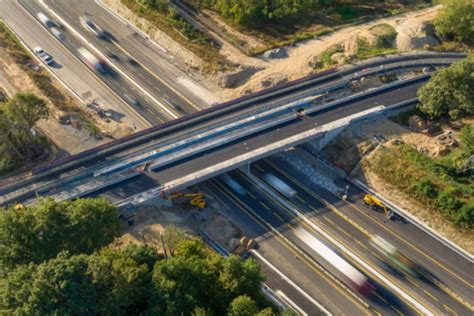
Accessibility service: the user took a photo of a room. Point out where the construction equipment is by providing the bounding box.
[170,192,206,209]
[364,194,394,219]
[14,204,25,211]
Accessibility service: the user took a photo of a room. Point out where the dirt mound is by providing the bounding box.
[396,20,439,51]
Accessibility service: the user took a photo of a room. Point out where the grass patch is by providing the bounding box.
[367,139,474,229]
[321,45,344,66]
[356,37,397,59]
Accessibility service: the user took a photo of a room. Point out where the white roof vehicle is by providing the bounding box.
[34,46,54,65]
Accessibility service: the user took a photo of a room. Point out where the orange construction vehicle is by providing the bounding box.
[170,192,206,209]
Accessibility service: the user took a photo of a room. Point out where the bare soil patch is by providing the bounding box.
[115,194,241,253]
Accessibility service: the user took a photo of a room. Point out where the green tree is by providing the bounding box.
[2,92,49,127]
[434,0,474,45]
[417,56,474,119]
[218,255,266,307]
[0,198,121,271]
[228,295,259,316]
[0,92,49,172]
[163,225,188,256]
[87,246,153,315]
[0,253,96,315]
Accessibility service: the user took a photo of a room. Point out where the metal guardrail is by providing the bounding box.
[0,54,464,204]
[352,179,473,263]
[4,53,463,184]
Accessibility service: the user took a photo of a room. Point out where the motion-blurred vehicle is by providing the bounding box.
[370,235,420,278]
[77,47,105,73]
[123,93,140,107]
[34,46,54,65]
[296,228,374,295]
[263,173,296,198]
[37,12,55,28]
[80,16,106,39]
[50,27,65,41]
[222,175,246,196]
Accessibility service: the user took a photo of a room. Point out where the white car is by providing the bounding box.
[34,47,54,65]
[79,16,105,38]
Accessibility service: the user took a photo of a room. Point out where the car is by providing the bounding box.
[34,46,54,65]
[123,93,140,106]
[79,16,105,38]
[37,12,55,28]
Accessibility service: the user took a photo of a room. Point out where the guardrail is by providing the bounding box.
[0,53,464,197]
[0,73,433,206]
[352,179,473,263]
[26,53,464,175]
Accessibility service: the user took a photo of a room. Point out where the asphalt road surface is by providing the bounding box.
[252,158,473,316]
[0,0,150,130]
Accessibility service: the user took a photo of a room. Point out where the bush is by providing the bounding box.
[410,178,438,199]
[434,0,474,46]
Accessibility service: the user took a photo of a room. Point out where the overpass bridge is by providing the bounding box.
[0,53,465,207]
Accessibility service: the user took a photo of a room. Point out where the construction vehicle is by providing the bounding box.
[364,194,394,219]
[370,235,420,278]
[14,204,25,211]
[170,192,206,209]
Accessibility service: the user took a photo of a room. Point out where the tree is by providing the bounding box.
[0,198,121,272]
[0,253,96,315]
[162,225,188,256]
[87,246,153,315]
[0,92,49,171]
[63,197,121,254]
[417,56,474,119]
[228,295,259,316]
[434,0,474,45]
[2,92,49,127]
[150,255,212,315]
[217,255,266,308]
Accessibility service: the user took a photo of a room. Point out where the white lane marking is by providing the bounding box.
[256,178,435,316]
[250,249,332,316]
[38,0,179,120]
[276,290,308,316]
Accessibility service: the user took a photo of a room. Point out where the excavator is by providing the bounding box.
[170,192,206,209]
[363,194,394,219]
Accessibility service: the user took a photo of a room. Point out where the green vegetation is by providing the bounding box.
[0,92,49,174]
[356,24,398,59]
[0,198,277,315]
[417,56,473,119]
[317,45,344,68]
[121,0,230,72]
[368,126,474,229]
[434,0,474,46]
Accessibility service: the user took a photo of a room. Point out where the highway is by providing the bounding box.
[202,178,373,315]
[18,0,180,123]
[249,157,473,315]
[41,0,212,110]
[208,172,421,315]
[0,0,150,130]
[2,53,455,205]
[0,52,463,203]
